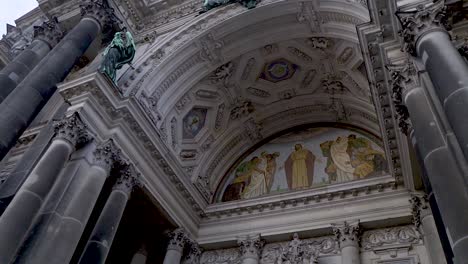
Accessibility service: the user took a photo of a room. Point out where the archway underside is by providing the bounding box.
[118,0,387,203]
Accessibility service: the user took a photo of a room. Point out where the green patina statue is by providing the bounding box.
[99,30,136,83]
[200,0,258,14]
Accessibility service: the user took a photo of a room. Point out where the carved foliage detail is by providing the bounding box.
[396,1,449,55]
[53,113,89,147]
[238,235,265,260]
[332,221,360,248]
[361,226,421,250]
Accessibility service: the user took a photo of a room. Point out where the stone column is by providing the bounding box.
[397,2,468,162]
[0,113,87,263]
[410,194,447,264]
[388,60,468,263]
[0,0,117,160]
[78,164,140,264]
[332,221,360,264]
[17,140,120,264]
[163,228,189,264]
[0,19,63,103]
[237,234,265,264]
[131,246,147,264]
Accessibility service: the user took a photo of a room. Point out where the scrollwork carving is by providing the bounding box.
[396,1,450,56]
[168,228,190,252]
[238,234,265,260]
[410,194,430,229]
[53,112,89,147]
[332,221,360,248]
[113,163,141,194]
[33,18,64,48]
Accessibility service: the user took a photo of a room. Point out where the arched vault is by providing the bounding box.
[116,0,384,202]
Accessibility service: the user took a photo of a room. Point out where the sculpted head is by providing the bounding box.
[294,144,303,151]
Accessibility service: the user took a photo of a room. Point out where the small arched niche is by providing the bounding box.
[215,124,389,203]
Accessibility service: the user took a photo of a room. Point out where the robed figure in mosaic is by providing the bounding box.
[99,30,136,82]
[285,144,315,189]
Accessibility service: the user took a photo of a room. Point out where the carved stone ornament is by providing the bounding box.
[230,99,255,120]
[168,228,190,252]
[279,233,319,264]
[458,39,468,60]
[386,60,418,135]
[237,234,265,260]
[396,1,450,56]
[332,221,360,248]
[410,194,430,229]
[33,18,64,48]
[200,248,241,264]
[92,139,120,172]
[306,37,331,50]
[113,163,141,194]
[361,225,421,250]
[182,243,203,264]
[53,112,89,147]
[208,61,235,87]
[80,0,119,30]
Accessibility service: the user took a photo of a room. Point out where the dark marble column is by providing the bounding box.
[397,1,468,163]
[0,19,63,103]
[410,194,447,264]
[78,164,139,264]
[0,0,117,160]
[14,140,119,264]
[0,113,87,263]
[388,61,468,263]
[332,221,361,264]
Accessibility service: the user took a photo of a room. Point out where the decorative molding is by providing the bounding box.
[409,193,430,229]
[92,139,121,173]
[182,242,203,264]
[241,58,256,80]
[361,225,421,250]
[230,100,255,120]
[80,0,119,31]
[214,103,226,130]
[331,220,361,248]
[238,234,265,260]
[33,18,64,48]
[200,248,241,264]
[168,228,191,252]
[113,163,141,194]
[246,87,271,98]
[396,1,449,56]
[287,46,313,62]
[386,61,419,135]
[53,112,89,147]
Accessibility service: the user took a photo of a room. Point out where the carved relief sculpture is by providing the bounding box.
[201,0,259,14]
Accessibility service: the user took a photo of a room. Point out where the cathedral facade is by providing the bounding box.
[0,0,467,263]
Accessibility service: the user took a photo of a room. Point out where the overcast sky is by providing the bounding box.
[0,0,39,36]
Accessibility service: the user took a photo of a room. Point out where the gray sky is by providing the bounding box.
[0,0,39,36]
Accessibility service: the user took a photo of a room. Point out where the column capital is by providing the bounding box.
[396,1,450,56]
[386,60,419,135]
[92,139,120,172]
[410,193,431,229]
[167,228,190,252]
[332,220,361,249]
[112,163,141,194]
[33,18,64,48]
[237,234,265,261]
[183,242,203,264]
[53,112,90,147]
[80,0,119,31]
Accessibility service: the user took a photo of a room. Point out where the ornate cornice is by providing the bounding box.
[80,0,119,31]
[53,112,89,147]
[33,18,64,48]
[396,1,450,56]
[332,220,361,249]
[237,234,265,260]
[113,163,141,194]
[386,60,419,135]
[168,228,190,252]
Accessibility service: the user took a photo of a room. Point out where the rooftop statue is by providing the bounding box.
[99,30,136,83]
[200,0,258,14]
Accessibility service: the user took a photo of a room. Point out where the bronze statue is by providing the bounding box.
[99,30,136,83]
